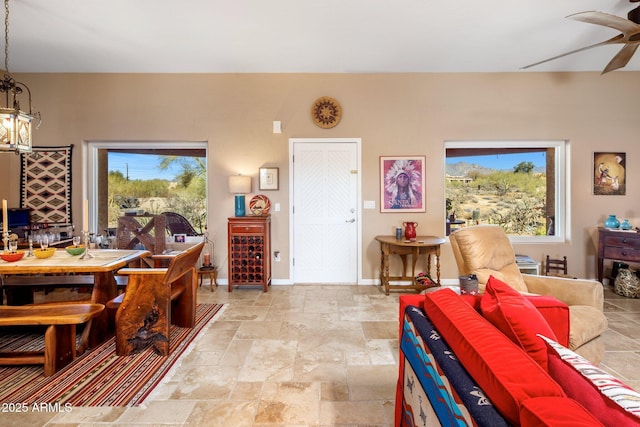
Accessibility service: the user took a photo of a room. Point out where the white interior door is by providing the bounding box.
[292,139,359,283]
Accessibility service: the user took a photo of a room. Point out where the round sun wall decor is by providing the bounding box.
[311,96,342,129]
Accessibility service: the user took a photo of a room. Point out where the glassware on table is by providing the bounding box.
[40,235,49,250]
[80,230,94,259]
[72,235,81,246]
[8,240,17,253]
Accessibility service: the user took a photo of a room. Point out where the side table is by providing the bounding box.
[198,266,218,292]
[515,254,541,275]
[375,235,445,295]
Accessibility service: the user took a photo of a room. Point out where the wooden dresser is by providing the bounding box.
[597,227,640,282]
[227,215,271,292]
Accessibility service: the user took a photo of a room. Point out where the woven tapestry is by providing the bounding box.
[20,145,73,225]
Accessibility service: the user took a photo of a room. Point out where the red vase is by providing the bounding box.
[403,222,418,240]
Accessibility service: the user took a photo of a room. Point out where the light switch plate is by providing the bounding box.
[363,200,375,209]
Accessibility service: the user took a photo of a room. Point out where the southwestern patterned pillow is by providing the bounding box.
[540,335,640,426]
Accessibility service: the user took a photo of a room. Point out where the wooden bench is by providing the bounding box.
[2,274,129,305]
[109,242,204,356]
[0,303,105,376]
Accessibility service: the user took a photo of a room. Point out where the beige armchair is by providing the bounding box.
[449,225,608,364]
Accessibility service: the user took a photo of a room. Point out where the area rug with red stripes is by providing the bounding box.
[0,303,224,406]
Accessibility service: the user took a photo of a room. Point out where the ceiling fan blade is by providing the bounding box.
[568,11,640,35]
[602,43,639,73]
[521,37,618,70]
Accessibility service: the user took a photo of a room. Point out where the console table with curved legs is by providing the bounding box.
[375,235,445,295]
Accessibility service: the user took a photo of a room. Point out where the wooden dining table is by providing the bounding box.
[0,249,150,347]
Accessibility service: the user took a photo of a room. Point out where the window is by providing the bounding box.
[86,141,208,236]
[445,140,567,242]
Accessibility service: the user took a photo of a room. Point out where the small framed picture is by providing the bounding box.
[174,234,186,243]
[259,167,279,190]
[380,156,426,212]
[593,152,626,195]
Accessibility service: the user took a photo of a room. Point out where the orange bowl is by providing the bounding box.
[1,250,25,262]
[34,247,56,259]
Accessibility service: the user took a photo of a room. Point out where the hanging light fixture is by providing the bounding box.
[0,0,39,154]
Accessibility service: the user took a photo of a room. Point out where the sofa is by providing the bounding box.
[394,280,640,427]
[449,225,608,364]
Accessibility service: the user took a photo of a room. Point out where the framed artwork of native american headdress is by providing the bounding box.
[380,156,425,213]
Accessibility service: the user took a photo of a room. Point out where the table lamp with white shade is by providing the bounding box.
[228,175,252,217]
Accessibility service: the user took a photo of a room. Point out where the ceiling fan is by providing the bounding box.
[523,1,640,74]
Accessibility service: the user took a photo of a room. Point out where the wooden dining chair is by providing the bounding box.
[545,255,576,279]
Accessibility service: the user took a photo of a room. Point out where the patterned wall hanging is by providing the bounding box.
[20,145,73,225]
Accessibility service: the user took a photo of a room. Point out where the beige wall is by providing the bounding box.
[1,72,639,282]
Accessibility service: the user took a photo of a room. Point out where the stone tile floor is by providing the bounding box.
[4,282,640,426]
[600,284,640,391]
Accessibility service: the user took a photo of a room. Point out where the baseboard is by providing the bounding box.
[216,278,462,286]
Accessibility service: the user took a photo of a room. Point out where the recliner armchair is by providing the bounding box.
[449,225,608,364]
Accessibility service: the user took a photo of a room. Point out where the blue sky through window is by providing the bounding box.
[108,152,182,181]
[447,152,546,170]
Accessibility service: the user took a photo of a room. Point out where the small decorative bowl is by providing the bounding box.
[65,245,85,256]
[34,247,56,259]
[1,250,25,262]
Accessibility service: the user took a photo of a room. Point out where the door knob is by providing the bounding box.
[345,219,355,223]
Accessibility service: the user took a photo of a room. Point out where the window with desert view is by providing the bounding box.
[445,140,566,241]
[106,149,207,234]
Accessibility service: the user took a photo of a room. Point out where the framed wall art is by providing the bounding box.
[593,152,626,195]
[259,167,279,191]
[380,156,426,212]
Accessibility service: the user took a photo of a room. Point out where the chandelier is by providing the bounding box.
[0,0,39,154]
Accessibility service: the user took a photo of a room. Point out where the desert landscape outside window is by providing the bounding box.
[445,140,567,242]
